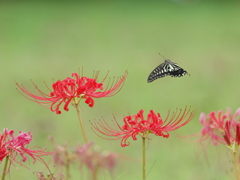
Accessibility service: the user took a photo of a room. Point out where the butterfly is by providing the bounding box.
[147,58,189,83]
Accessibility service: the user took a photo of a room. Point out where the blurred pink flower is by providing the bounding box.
[198,108,240,147]
[36,171,64,180]
[51,139,118,180]
[16,70,128,114]
[91,106,196,147]
[75,142,117,174]
[0,128,52,174]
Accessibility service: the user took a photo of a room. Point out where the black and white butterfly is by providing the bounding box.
[147,59,189,83]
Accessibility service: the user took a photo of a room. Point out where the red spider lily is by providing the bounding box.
[0,128,52,174]
[198,108,240,147]
[16,70,128,114]
[91,106,196,147]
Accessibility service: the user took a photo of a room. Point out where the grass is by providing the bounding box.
[0,1,240,179]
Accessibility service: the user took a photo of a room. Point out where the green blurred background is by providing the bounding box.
[1,0,240,179]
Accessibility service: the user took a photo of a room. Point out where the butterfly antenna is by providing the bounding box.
[158,53,166,60]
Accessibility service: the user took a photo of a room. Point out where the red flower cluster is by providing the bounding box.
[0,128,52,173]
[91,106,196,147]
[16,70,128,114]
[199,108,240,149]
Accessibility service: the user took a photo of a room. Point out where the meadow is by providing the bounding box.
[1,1,240,179]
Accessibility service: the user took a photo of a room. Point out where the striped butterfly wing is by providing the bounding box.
[147,59,188,83]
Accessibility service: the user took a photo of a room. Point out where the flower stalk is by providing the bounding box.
[233,150,240,180]
[72,99,88,144]
[142,137,146,180]
[65,151,70,180]
[93,167,98,180]
[1,155,9,180]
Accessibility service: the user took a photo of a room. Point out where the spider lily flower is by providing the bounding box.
[16,70,128,114]
[0,128,52,174]
[198,108,240,146]
[91,106,196,147]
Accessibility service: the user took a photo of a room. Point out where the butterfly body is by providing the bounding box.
[147,59,188,83]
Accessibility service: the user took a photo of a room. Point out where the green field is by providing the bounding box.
[1,1,240,179]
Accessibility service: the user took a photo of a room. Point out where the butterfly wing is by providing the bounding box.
[147,59,188,83]
[147,60,170,83]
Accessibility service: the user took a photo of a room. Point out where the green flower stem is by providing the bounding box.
[73,103,88,144]
[65,152,70,180]
[233,151,240,180]
[142,137,146,180]
[93,167,98,180]
[1,155,9,180]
